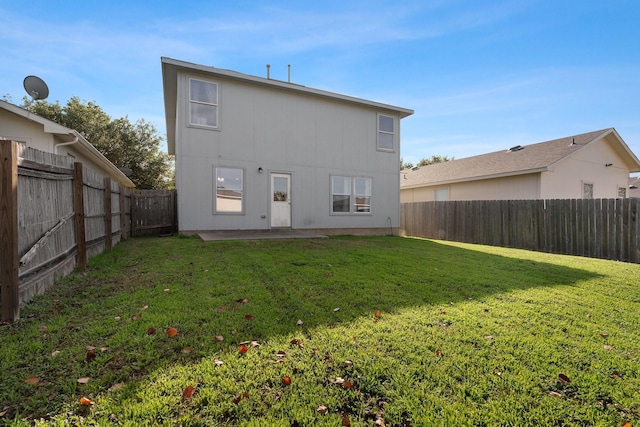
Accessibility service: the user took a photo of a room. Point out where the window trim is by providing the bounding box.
[330,175,373,215]
[377,113,396,152]
[189,78,219,129]
[214,166,244,214]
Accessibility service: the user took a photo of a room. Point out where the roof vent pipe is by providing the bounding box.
[266,64,270,79]
[288,64,291,83]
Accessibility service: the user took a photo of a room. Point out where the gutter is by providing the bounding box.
[53,134,78,154]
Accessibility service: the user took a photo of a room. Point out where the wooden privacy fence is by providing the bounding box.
[400,199,640,264]
[0,140,176,322]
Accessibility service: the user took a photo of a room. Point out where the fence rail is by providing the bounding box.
[400,199,640,263]
[1,140,176,322]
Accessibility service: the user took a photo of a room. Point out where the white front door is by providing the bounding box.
[270,173,291,228]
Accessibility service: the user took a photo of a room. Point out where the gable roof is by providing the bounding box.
[161,57,414,155]
[0,100,134,187]
[402,128,640,188]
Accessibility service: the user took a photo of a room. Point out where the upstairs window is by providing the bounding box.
[582,182,594,199]
[190,79,218,128]
[377,114,396,151]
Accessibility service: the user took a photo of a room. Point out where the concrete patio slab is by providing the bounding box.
[198,229,328,241]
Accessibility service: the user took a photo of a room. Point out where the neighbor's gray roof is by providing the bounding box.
[161,57,414,155]
[402,128,640,188]
[630,176,640,198]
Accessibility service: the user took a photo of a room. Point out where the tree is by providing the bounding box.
[417,155,454,167]
[23,97,173,189]
[400,157,414,170]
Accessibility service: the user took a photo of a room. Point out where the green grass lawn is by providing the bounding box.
[1,235,639,426]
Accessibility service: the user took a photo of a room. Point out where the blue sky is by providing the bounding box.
[1,0,639,168]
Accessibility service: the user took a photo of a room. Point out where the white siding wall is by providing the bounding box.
[0,109,56,152]
[401,173,539,202]
[175,71,401,232]
[541,136,631,198]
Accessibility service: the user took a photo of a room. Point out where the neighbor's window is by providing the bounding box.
[377,114,396,151]
[331,176,372,214]
[215,167,243,213]
[434,188,449,201]
[618,187,627,198]
[190,78,218,128]
[583,182,594,199]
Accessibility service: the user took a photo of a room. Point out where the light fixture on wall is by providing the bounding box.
[605,163,613,167]
[258,167,263,173]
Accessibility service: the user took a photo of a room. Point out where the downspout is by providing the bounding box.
[53,134,78,154]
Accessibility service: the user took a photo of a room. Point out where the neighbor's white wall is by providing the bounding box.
[401,173,540,202]
[540,136,631,198]
[175,71,402,232]
[0,108,55,151]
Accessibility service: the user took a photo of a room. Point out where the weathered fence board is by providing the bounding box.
[131,190,177,236]
[1,142,145,321]
[401,198,640,264]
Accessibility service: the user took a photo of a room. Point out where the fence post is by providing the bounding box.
[74,163,87,268]
[0,140,20,322]
[104,177,112,250]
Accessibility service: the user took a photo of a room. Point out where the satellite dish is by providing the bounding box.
[23,75,49,100]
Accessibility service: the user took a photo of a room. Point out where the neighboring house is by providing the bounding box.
[161,57,413,234]
[401,128,640,202]
[0,100,134,187]
[630,176,640,198]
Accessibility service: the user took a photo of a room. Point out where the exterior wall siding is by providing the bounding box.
[401,173,539,202]
[175,70,402,232]
[541,136,631,199]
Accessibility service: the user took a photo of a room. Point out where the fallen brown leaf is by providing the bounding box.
[317,405,328,414]
[25,376,39,385]
[77,377,90,384]
[79,396,94,406]
[182,385,195,399]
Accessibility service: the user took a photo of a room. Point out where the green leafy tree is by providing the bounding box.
[400,157,414,170]
[23,96,173,189]
[417,155,454,167]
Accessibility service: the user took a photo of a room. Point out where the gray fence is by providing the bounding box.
[1,140,136,321]
[400,199,640,263]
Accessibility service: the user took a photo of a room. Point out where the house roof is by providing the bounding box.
[630,176,640,198]
[401,128,640,188]
[161,57,414,155]
[0,100,135,187]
